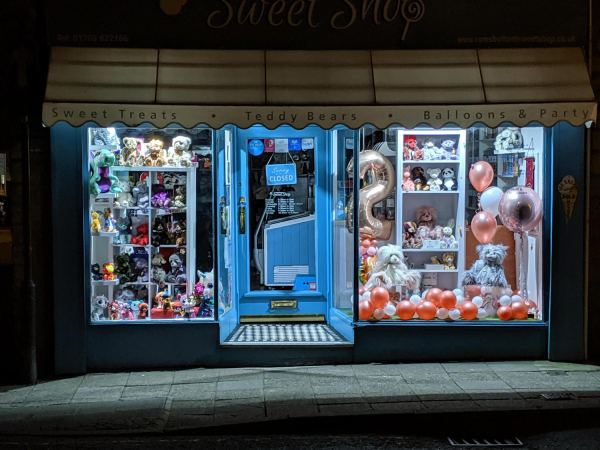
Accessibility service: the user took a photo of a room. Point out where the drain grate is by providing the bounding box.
[448,437,524,447]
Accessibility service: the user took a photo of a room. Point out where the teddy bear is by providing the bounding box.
[174,220,187,246]
[415,205,443,240]
[440,227,458,249]
[90,210,101,232]
[364,244,422,291]
[402,166,415,192]
[172,185,186,208]
[114,179,134,207]
[121,137,143,166]
[151,184,172,209]
[131,223,149,246]
[426,168,443,191]
[152,217,170,247]
[461,243,509,287]
[166,253,186,284]
[441,167,458,191]
[145,139,167,167]
[443,252,456,270]
[411,166,428,191]
[114,253,133,284]
[169,136,193,167]
[422,139,442,160]
[494,128,523,151]
[132,257,149,282]
[152,253,167,267]
[114,216,132,244]
[151,266,167,284]
[91,295,108,321]
[403,135,419,160]
[440,139,459,160]
[131,182,149,209]
[402,221,422,249]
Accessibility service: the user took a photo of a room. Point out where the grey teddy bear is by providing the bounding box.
[461,243,509,287]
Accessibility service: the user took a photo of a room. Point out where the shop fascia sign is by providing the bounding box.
[42,102,598,129]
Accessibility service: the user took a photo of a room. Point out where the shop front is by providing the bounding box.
[45,1,595,374]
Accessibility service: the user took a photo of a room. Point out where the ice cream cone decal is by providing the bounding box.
[557,175,578,223]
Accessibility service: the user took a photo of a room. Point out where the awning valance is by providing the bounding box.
[42,47,597,130]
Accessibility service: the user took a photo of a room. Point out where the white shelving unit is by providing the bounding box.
[397,129,467,292]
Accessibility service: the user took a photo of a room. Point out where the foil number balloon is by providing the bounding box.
[346,150,396,241]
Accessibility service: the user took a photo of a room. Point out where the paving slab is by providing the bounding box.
[533,361,600,372]
[121,384,171,399]
[0,386,34,405]
[71,386,125,403]
[172,369,219,385]
[168,383,216,401]
[80,373,129,387]
[450,372,511,391]
[442,362,493,373]
[487,361,540,372]
[127,371,174,386]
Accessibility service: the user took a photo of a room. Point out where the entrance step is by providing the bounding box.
[222,323,352,347]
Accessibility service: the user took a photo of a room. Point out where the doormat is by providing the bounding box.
[225,324,349,345]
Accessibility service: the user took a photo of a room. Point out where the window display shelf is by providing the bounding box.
[112,166,197,173]
[113,207,148,211]
[93,193,118,199]
[403,191,459,195]
[92,279,120,286]
[403,248,460,252]
[403,160,460,164]
[92,231,119,237]
[89,145,118,151]
[112,244,150,248]
[414,269,459,273]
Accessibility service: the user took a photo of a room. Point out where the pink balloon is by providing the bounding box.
[367,246,377,256]
[359,246,367,255]
[498,187,542,233]
[373,309,385,320]
[471,211,497,244]
[469,161,495,193]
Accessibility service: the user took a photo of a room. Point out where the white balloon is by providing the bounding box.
[511,295,523,303]
[363,292,371,301]
[422,289,429,299]
[373,309,385,320]
[384,304,396,316]
[472,296,483,308]
[452,289,463,297]
[456,295,465,305]
[477,308,487,319]
[436,308,449,320]
[502,288,513,296]
[410,295,422,305]
[499,295,512,306]
[481,187,504,217]
[448,309,461,320]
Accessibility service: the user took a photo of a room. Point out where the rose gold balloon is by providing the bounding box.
[471,211,497,244]
[359,300,374,320]
[396,301,416,320]
[498,186,543,234]
[511,301,528,320]
[469,161,495,193]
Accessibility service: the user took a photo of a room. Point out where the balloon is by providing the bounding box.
[448,308,461,320]
[373,309,386,320]
[461,301,478,320]
[370,240,378,247]
[452,289,463,297]
[511,301,528,320]
[511,295,523,303]
[436,308,449,320]
[469,161,494,193]
[361,239,371,248]
[370,287,390,309]
[421,289,429,299]
[514,289,532,298]
[363,291,371,302]
[498,186,543,234]
[346,150,397,240]
[359,300,374,320]
[384,303,397,317]
[502,287,513,296]
[440,291,457,310]
[481,187,504,217]
[396,301,416,320]
[426,288,443,308]
[367,246,377,256]
[359,287,366,296]
[456,295,465,305]
[477,308,487,319]
[471,211,497,244]
[416,301,437,320]
[525,299,537,310]
[472,296,483,308]
[497,306,513,321]
[410,295,422,305]
[499,295,512,306]
[359,246,367,255]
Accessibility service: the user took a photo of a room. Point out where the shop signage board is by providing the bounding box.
[266,163,297,186]
[47,0,587,50]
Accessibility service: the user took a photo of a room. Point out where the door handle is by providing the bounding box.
[238,196,246,234]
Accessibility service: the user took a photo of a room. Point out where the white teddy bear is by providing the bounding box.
[114,180,134,206]
[426,168,443,191]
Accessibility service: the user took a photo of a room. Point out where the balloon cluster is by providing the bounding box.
[358,286,396,320]
[358,234,379,285]
[496,288,537,321]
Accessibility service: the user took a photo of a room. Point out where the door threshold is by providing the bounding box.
[222,323,353,347]
[240,314,325,323]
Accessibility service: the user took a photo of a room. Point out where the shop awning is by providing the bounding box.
[42,47,596,130]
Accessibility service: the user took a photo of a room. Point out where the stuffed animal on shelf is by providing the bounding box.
[180,294,197,319]
[120,303,134,320]
[364,244,422,291]
[90,149,122,195]
[91,263,103,281]
[121,137,144,166]
[170,136,193,167]
[422,139,442,161]
[440,227,459,249]
[151,184,172,209]
[131,182,150,209]
[91,295,108,321]
[426,168,443,191]
[166,253,186,284]
[430,256,442,265]
[145,139,167,167]
[130,223,149,246]
[494,128,523,151]
[108,300,120,320]
[152,217,170,247]
[114,216,132,244]
[461,243,509,287]
[402,166,415,192]
[152,253,167,267]
[411,166,428,191]
[415,205,443,240]
[90,210,101,232]
[115,288,136,304]
[403,135,419,160]
[114,253,133,284]
[137,302,149,319]
[132,257,149,283]
[151,266,167,284]
[441,167,458,191]
[103,262,116,280]
[103,208,116,232]
[172,186,186,209]
[174,220,186,247]
[402,221,422,249]
[443,252,456,270]
[114,180,134,206]
[440,139,459,160]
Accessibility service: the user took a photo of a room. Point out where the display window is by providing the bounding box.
[88,127,216,322]
[350,126,546,323]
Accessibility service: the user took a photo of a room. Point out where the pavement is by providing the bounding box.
[0,360,599,436]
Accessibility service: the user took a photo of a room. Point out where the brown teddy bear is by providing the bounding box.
[411,166,429,191]
[402,221,422,249]
[145,139,167,167]
[415,205,443,240]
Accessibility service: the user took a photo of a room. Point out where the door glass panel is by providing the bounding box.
[216,128,233,316]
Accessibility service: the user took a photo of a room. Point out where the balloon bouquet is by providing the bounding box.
[465,160,542,321]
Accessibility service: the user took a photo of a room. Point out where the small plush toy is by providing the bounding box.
[174,220,186,246]
[441,167,458,191]
[90,210,101,232]
[461,243,509,287]
[131,182,150,208]
[108,301,120,320]
[152,217,170,247]
[422,140,441,160]
[90,149,122,195]
[132,257,149,282]
[440,139,459,160]
[170,136,193,167]
[137,302,149,319]
[166,253,186,284]
[121,137,143,166]
[152,253,167,267]
[415,205,443,240]
[114,179,134,206]
[172,185,186,208]
[131,223,149,246]
[494,127,523,151]
[180,294,197,319]
[91,295,108,321]
[440,227,459,249]
[364,244,422,291]
[402,221,422,249]
[103,208,116,232]
[402,166,415,192]
[443,252,456,270]
[404,135,419,160]
[411,166,428,191]
[114,216,132,244]
[426,168,443,191]
[114,253,133,284]
[151,266,167,284]
[103,262,116,280]
[151,184,172,209]
[120,303,134,320]
[431,256,442,264]
[145,139,167,167]
[91,263,103,281]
